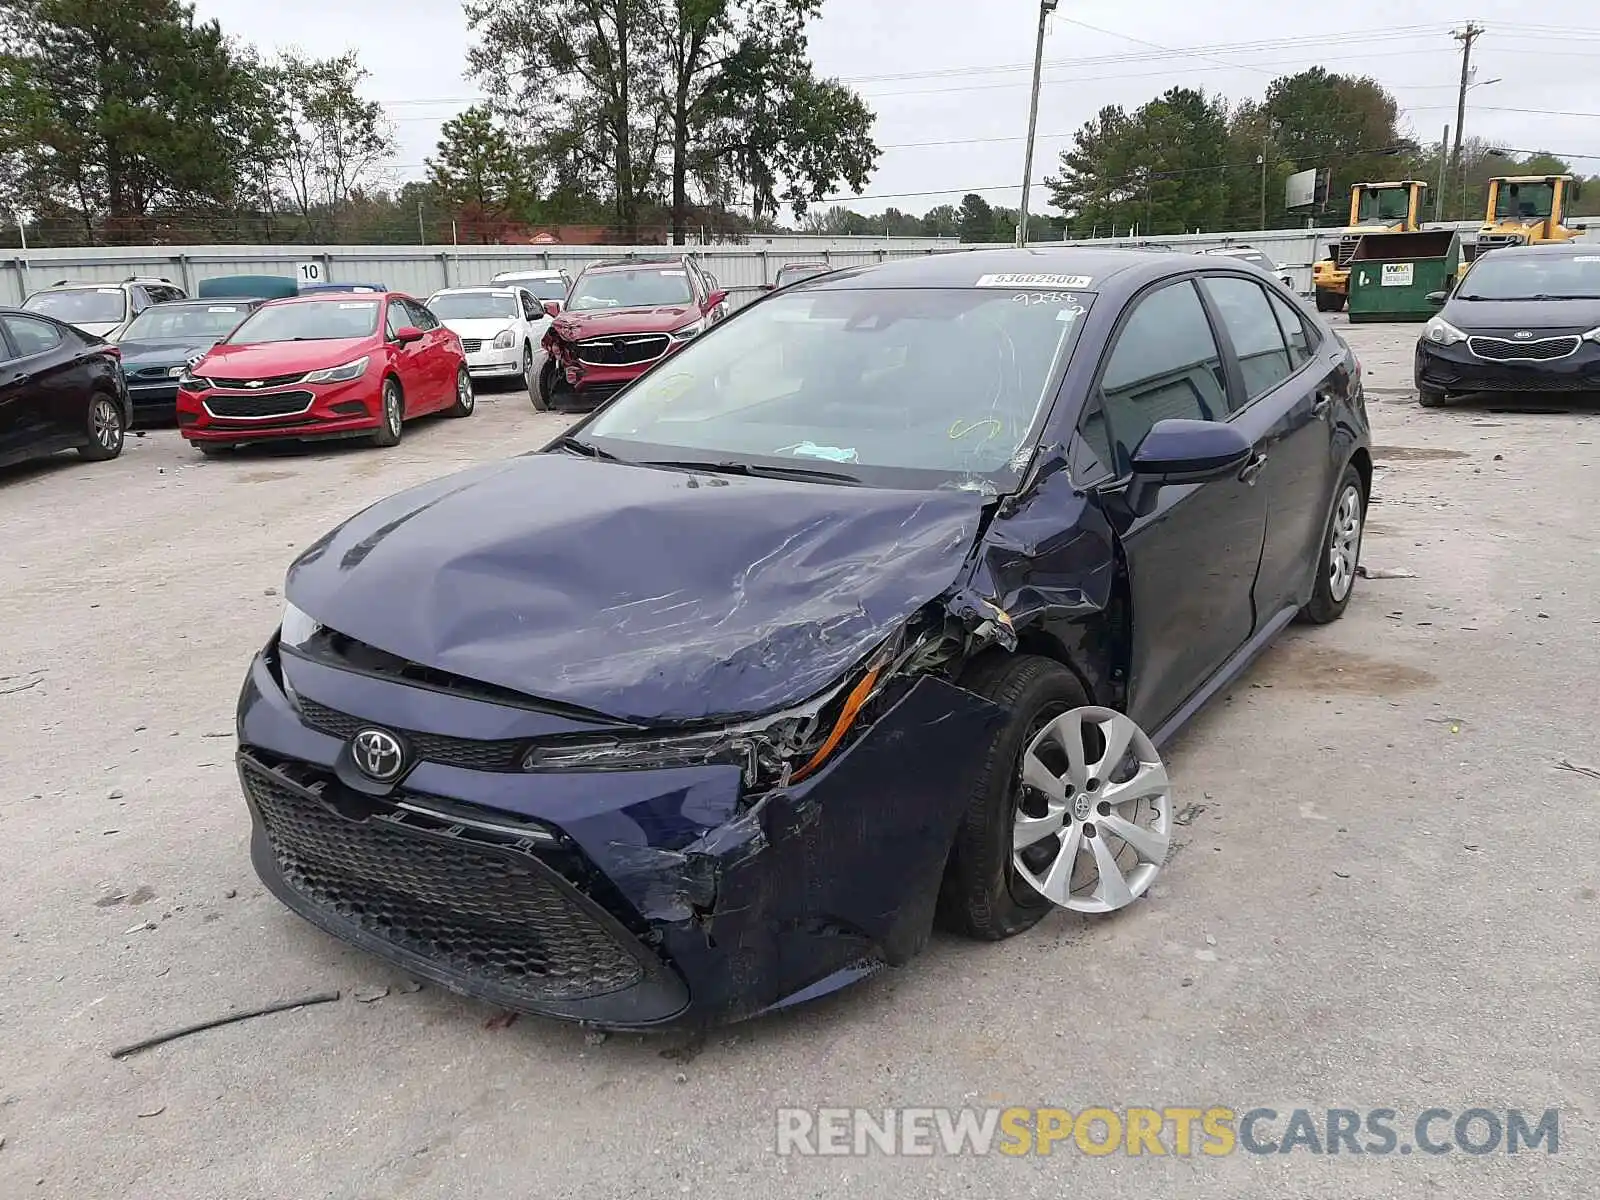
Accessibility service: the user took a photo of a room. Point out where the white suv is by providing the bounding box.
[22,277,187,340]
[488,269,572,313]
[424,285,551,392]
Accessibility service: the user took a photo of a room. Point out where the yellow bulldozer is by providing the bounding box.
[1312,180,1430,312]
[1465,174,1583,261]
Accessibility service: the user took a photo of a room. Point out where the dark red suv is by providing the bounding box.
[536,257,728,410]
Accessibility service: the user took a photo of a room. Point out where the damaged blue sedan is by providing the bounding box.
[236,249,1371,1029]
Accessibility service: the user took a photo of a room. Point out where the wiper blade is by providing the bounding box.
[643,458,860,485]
[551,435,621,461]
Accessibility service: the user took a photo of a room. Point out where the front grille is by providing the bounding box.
[297,698,528,772]
[1334,239,1358,268]
[576,334,670,367]
[241,758,646,1002]
[1467,335,1580,363]
[133,365,176,381]
[209,371,306,389]
[459,338,484,354]
[205,390,316,419]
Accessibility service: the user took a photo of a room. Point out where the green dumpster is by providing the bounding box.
[1345,230,1462,323]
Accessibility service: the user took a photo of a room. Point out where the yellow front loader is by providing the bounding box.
[1457,175,1585,282]
[1312,180,1430,312]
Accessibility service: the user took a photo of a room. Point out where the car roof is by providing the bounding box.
[582,257,693,274]
[494,269,565,277]
[262,292,397,306]
[433,285,518,293]
[148,297,258,307]
[802,247,1177,293]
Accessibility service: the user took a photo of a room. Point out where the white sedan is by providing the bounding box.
[424,286,551,392]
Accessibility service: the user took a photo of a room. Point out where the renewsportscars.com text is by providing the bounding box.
[774,1106,1560,1158]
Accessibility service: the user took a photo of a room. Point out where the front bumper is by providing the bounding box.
[1415,337,1600,395]
[465,346,525,377]
[176,376,382,443]
[548,338,689,401]
[127,382,180,419]
[237,648,1003,1029]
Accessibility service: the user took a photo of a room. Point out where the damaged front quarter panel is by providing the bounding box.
[557,675,1006,1024]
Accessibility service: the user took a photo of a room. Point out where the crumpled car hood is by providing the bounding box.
[285,453,984,724]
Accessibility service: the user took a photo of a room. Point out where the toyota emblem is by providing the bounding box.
[351,728,406,782]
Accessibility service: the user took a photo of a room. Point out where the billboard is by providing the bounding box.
[1285,168,1319,210]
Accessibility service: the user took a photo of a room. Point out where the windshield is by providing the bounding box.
[121,303,250,342]
[1495,181,1556,221]
[226,299,380,343]
[1355,188,1412,224]
[428,291,519,320]
[23,287,127,325]
[581,286,1095,487]
[1458,253,1600,300]
[569,267,694,311]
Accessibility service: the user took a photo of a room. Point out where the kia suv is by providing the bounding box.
[537,257,727,410]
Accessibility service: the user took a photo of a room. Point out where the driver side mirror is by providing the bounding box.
[393,325,425,345]
[706,289,728,311]
[1425,290,1448,307]
[1124,419,1253,517]
[543,300,562,318]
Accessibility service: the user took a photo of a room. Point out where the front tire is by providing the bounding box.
[1299,464,1365,625]
[445,366,474,417]
[532,359,556,411]
[77,391,125,461]
[1417,384,1449,408]
[1314,289,1346,313]
[521,345,536,396]
[938,654,1089,940]
[370,377,404,447]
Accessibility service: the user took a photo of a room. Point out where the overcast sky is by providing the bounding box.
[193,0,1600,217]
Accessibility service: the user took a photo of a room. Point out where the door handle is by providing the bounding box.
[1312,392,1332,418]
[1238,453,1268,485]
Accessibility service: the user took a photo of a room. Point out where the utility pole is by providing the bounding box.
[1258,148,1267,230]
[1017,0,1058,247]
[417,201,426,246]
[1450,23,1484,218]
[1436,124,1450,222]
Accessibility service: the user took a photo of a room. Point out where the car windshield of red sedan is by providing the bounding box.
[567,268,694,311]
[428,291,519,320]
[225,299,381,342]
[23,287,127,324]
[582,286,1096,486]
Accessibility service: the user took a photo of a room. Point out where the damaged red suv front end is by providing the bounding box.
[537,258,728,409]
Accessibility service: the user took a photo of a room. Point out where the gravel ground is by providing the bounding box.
[1,325,1596,1200]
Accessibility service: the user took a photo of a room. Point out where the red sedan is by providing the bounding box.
[177,292,474,455]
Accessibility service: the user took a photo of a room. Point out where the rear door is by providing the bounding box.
[1197,272,1341,620]
[402,297,453,407]
[1077,277,1268,731]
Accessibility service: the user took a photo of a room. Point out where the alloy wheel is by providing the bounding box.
[91,397,122,451]
[1328,484,1363,603]
[1012,707,1171,914]
[385,386,402,437]
[457,369,475,412]
[523,348,535,392]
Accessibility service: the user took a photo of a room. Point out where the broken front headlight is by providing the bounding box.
[279,600,322,651]
[521,647,895,790]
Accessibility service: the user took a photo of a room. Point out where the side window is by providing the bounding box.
[384,302,403,339]
[2,314,64,357]
[1092,280,1228,475]
[410,300,440,331]
[520,290,538,321]
[130,287,150,314]
[1201,275,1294,405]
[1269,293,1314,368]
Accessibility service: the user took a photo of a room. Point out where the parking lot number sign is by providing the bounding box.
[1381,262,1414,287]
[297,261,325,286]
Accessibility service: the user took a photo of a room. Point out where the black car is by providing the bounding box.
[1415,243,1600,407]
[0,308,129,471]
[115,298,266,423]
[237,249,1370,1030]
